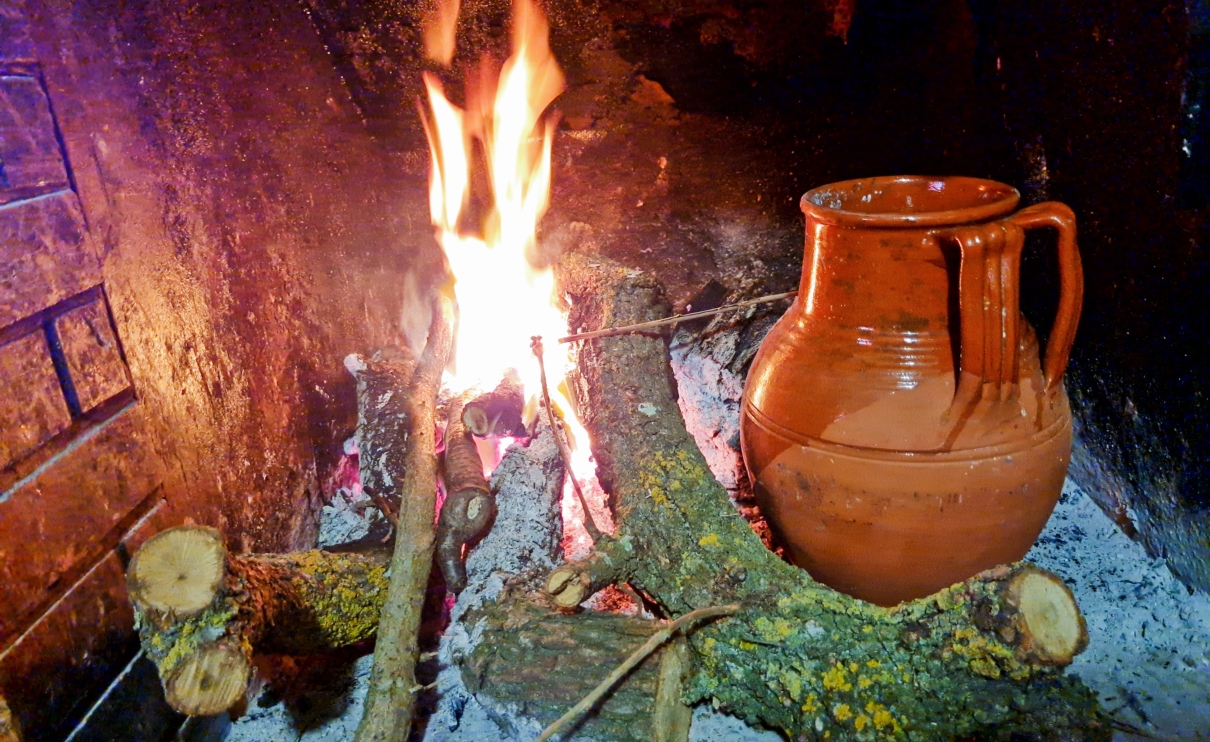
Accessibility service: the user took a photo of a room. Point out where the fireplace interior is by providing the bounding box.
[1,0,1208,740]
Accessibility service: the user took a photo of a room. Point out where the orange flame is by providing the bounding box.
[420,0,602,546]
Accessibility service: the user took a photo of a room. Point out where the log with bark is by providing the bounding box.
[126,526,390,716]
[0,694,19,742]
[468,253,1107,741]
[354,297,454,742]
[461,370,527,438]
[437,395,498,593]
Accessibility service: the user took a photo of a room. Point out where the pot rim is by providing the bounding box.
[801,175,1021,227]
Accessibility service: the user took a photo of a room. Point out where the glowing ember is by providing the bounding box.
[419,0,605,548]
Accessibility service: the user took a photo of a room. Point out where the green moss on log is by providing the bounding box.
[553,253,1109,741]
[130,532,392,715]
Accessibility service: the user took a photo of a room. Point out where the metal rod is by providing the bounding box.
[558,291,797,344]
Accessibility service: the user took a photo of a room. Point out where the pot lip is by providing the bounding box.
[801,175,1021,227]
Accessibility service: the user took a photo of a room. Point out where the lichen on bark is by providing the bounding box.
[548,253,1109,741]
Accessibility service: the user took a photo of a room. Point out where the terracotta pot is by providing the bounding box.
[740,176,1083,606]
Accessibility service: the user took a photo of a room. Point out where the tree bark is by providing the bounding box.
[354,298,454,742]
[437,396,497,593]
[0,694,20,742]
[535,253,1109,741]
[127,526,390,716]
[461,593,671,742]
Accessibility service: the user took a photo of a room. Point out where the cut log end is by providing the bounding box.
[127,526,226,617]
[1010,570,1087,665]
[164,641,251,716]
[547,564,591,608]
[462,370,526,438]
[0,694,21,742]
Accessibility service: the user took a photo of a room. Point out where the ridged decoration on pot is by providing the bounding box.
[740,176,1084,606]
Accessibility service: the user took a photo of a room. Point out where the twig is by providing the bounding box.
[533,604,741,742]
[530,336,603,543]
[557,291,796,344]
[364,488,400,529]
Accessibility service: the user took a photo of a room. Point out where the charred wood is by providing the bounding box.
[535,253,1108,741]
[438,395,497,592]
[462,370,526,438]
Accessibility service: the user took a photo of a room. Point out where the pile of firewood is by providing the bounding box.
[125,256,1110,742]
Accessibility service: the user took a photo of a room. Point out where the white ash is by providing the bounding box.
[220,329,1209,742]
[316,488,389,550]
[1026,480,1210,741]
[317,439,391,549]
[669,327,747,496]
[221,654,374,742]
[423,423,565,742]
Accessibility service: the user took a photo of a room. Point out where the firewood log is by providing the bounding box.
[437,396,497,592]
[126,526,390,716]
[502,253,1110,741]
[0,694,20,742]
[354,298,453,742]
[462,370,527,438]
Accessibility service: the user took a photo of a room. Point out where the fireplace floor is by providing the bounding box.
[194,315,1210,742]
[189,480,1210,742]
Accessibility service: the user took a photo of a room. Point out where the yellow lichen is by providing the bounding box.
[699,533,721,547]
[822,664,852,692]
[834,704,853,722]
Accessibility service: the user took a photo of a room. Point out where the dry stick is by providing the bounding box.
[532,604,741,742]
[354,296,454,742]
[364,489,400,529]
[530,335,603,543]
[557,291,796,344]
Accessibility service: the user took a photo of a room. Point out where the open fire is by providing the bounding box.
[419,0,605,549]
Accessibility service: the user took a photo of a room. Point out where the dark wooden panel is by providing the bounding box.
[0,331,70,469]
[62,652,185,742]
[0,75,70,202]
[0,406,164,640]
[0,1,35,65]
[0,553,138,742]
[54,295,131,412]
[0,192,100,327]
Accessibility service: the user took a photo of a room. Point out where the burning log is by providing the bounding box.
[126,526,389,716]
[437,395,498,592]
[0,695,20,742]
[354,298,453,742]
[521,253,1108,741]
[461,370,527,438]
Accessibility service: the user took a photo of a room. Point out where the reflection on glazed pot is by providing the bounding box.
[740,175,1083,606]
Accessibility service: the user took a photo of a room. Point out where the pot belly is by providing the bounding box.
[741,405,1072,606]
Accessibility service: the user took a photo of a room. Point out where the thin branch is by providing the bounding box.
[557,291,796,344]
[364,488,400,529]
[530,335,603,543]
[533,604,740,742]
[354,295,454,742]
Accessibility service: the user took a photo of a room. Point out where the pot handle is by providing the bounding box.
[1006,202,1083,391]
[947,202,1083,405]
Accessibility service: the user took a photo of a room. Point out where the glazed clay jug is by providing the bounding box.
[740,175,1083,606]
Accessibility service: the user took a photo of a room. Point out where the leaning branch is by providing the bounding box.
[354,296,454,742]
